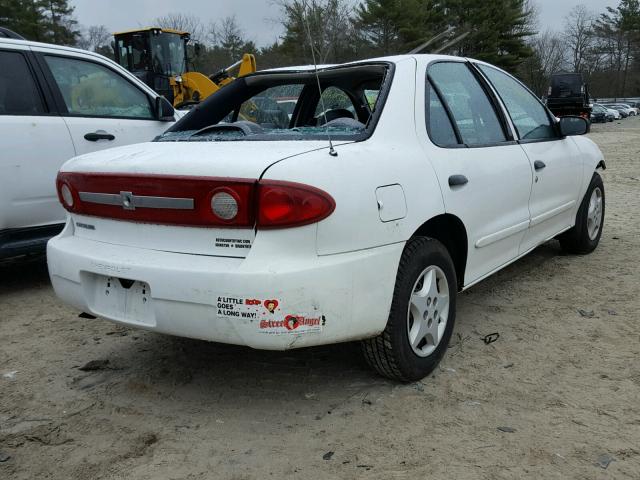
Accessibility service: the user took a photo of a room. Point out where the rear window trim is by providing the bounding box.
[162,61,395,143]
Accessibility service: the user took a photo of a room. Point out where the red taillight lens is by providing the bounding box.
[257,181,335,229]
[56,172,255,227]
[55,173,335,229]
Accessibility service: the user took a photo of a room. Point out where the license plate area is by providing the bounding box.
[85,274,156,326]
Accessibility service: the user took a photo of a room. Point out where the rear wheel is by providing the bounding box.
[362,237,457,382]
[559,173,604,254]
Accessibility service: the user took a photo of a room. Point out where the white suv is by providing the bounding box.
[0,37,176,259]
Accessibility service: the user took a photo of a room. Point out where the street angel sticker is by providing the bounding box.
[216,295,323,335]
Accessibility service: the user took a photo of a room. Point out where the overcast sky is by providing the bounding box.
[70,0,621,47]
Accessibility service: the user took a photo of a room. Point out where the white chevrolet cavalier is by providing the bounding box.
[48,55,606,381]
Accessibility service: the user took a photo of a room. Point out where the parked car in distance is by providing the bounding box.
[618,103,639,115]
[602,103,633,117]
[48,55,606,381]
[590,104,608,123]
[0,37,177,259]
[603,105,621,120]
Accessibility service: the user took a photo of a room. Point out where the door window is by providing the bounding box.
[426,82,458,147]
[478,64,556,141]
[0,51,45,115]
[44,55,154,119]
[428,62,506,146]
[315,86,356,119]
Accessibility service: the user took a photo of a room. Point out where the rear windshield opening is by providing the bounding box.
[157,63,392,142]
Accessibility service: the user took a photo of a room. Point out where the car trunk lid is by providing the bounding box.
[59,140,337,257]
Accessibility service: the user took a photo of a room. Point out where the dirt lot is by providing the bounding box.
[1,118,640,480]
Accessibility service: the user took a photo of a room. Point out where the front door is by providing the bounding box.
[37,52,171,157]
[475,63,583,253]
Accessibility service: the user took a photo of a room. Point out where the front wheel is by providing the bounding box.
[362,237,457,382]
[559,173,604,254]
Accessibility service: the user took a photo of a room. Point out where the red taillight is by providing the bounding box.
[257,181,335,229]
[56,173,335,229]
[56,172,255,227]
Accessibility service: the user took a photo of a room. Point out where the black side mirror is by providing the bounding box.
[559,116,589,136]
[194,42,202,57]
[155,96,175,122]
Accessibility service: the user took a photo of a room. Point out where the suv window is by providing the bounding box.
[44,56,154,119]
[426,82,458,147]
[478,64,556,141]
[428,62,506,146]
[0,51,45,115]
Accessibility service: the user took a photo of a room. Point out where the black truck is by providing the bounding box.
[546,73,592,121]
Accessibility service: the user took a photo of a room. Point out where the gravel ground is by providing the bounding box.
[1,118,639,480]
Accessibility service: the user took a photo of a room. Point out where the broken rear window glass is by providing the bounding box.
[157,63,392,142]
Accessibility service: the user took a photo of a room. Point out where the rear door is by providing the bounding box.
[476,63,583,254]
[32,48,172,156]
[417,60,533,285]
[0,46,74,231]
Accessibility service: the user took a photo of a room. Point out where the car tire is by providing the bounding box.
[361,237,457,382]
[559,173,604,254]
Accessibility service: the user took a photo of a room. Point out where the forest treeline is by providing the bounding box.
[2,0,640,98]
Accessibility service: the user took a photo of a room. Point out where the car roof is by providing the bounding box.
[0,37,110,60]
[0,37,161,99]
[260,54,478,73]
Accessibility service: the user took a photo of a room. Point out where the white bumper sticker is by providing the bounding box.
[216,296,323,335]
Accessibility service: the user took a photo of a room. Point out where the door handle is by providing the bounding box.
[84,131,115,141]
[534,160,546,170]
[448,174,468,187]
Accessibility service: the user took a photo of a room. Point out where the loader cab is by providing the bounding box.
[114,28,190,104]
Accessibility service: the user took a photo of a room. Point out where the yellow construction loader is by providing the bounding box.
[113,27,256,108]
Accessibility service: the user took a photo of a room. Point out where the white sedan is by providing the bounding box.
[48,55,606,381]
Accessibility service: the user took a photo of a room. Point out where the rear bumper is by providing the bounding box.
[47,225,403,350]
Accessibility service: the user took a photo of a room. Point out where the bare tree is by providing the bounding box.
[154,13,204,42]
[519,30,565,96]
[208,15,246,54]
[76,25,111,52]
[536,30,566,77]
[277,0,357,64]
[563,5,596,72]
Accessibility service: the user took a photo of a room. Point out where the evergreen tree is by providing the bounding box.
[0,0,43,40]
[39,0,79,45]
[0,0,78,45]
[354,0,446,55]
[443,0,536,72]
[594,0,640,97]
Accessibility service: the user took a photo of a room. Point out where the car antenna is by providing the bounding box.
[302,1,338,157]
